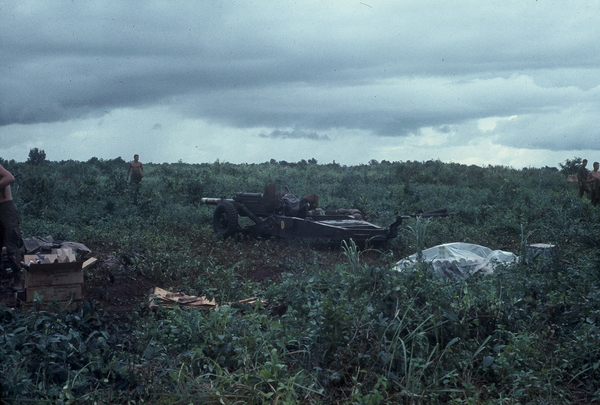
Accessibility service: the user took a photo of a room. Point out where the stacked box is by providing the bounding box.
[24,255,84,306]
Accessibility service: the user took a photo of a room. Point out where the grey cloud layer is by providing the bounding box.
[2,0,600,152]
[259,129,330,140]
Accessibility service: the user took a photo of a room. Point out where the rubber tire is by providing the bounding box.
[213,201,238,238]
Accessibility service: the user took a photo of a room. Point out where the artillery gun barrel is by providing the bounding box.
[201,196,263,225]
[200,198,224,205]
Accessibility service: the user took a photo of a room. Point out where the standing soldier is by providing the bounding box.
[126,154,144,184]
[0,164,24,278]
[577,159,590,198]
[588,162,600,205]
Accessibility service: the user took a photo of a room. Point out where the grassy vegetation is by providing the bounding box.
[1,156,599,404]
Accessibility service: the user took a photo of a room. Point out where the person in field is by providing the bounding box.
[588,161,600,205]
[0,164,24,275]
[577,159,590,198]
[126,154,144,184]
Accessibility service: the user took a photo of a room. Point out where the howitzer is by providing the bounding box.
[201,189,456,242]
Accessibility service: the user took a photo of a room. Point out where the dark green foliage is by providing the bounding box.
[0,303,138,402]
[559,156,583,176]
[2,157,600,403]
[27,148,46,165]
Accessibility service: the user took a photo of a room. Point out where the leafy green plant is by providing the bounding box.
[406,215,430,263]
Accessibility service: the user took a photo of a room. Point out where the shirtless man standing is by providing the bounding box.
[0,164,23,274]
[126,154,144,184]
[588,161,600,205]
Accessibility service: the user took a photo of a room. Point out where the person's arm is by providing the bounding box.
[0,166,15,190]
[0,166,15,198]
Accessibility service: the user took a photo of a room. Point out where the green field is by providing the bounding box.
[1,156,599,404]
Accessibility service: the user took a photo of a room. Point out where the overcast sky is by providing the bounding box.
[1,1,599,168]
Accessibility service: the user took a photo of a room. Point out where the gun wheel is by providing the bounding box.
[213,200,238,238]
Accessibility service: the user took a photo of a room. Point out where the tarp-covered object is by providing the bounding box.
[22,236,91,256]
[395,242,517,278]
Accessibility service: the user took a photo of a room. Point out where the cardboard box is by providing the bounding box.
[25,260,84,287]
[526,243,558,263]
[26,283,82,303]
[24,253,58,264]
[24,248,76,265]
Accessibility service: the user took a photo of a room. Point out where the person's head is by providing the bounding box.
[134,154,139,161]
[583,159,588,166]
[594,162,599,171]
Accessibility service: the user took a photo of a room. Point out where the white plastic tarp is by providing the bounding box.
[395,242,517,278]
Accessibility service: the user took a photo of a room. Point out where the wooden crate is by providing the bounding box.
[24,260,84,287]
[26,283,82,303]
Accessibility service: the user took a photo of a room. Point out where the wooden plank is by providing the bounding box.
[82,257,98,269]
[149,287,263,309]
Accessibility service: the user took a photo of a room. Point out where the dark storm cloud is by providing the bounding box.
[2,0,600,161]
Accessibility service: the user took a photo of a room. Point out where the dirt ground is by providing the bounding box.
[83,266,284,320]
[0,255,291,320]
[0,257,155,318]
[1,236,391,320]
[83,275,156,320]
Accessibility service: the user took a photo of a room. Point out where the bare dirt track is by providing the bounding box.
[82,238,391,321]
[2,234,397,322]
